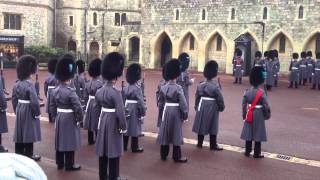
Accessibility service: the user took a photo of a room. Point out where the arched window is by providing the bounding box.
[202,9,206,20]
[316,34,320,53]
[189,35,195,50]
[298,6,304,19]
[115,13,120,26]
[279,35,286,53]
[93,12,98,26]
[175,9,180,21]
[121,13,127,26]
[231,8,236,20]
[216,35,222,51]
[263,7,268,20]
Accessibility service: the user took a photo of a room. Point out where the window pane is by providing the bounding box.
[176,10,180,20]
[263,7,268,20]
[202,9,206,20]
[10,15,16,29]
[4,14,9,29]
[69,16,73,26]
[16,15,21,30]
[93,13,97,25]
[299,6,303,19]
[216,35,222,51]
[121,13,126,26]
[279,35,286,53]
[231,8,235,20]
[115,13,120,26]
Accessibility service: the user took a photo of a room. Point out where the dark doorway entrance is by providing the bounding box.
[129,37,140,61]
[234,33,258,76]
[160,35,172,67]
[316,34,320,53]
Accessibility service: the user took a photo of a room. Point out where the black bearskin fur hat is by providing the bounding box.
[293,53,299,59]
[48,58,58,74]
[307,51,313,57]
[76,60,85,74]
[101,52,124,81]
[255,51,262,58]
[250,66,265,87]
[55,55,76,82]
[17,55,38,81]
[264,51,269,58]
[126,63,142,85]
[88,58,102,78]
[165,59,181,80]
[273,49,279,58]
[316,52,320,59]
[301,52,307,58]
[178,53,190,72]
[204,60,218,80]
[236,49,242,56]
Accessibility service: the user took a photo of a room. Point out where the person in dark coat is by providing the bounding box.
[288,53,300,89]
[233,49,244,84]
[192,60,225,151]
[84,58,103,145]
[306,51,315,84]
[241,66,271,158]
[123,63,146,153]
[273,50,280,87]
[177,53,194,108]
[157,59,189,163]
[12,55,41,161]
[265,50,275,91]
[299,52,308,85]
[311,52,320,90]
[50,56,83,171]
[73,60,86,106]
[44,58,59,123]
[156,64,169,128]
[0,78,8,152]
[95,52,127,180]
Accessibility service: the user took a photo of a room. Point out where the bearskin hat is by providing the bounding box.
[301,51,307,58]
[165,59,181,80]
[88,58,102,78]
[101,52,125,81]
[293,53,299,60]
[273,49,279,58]
[269,50,276,60]
[236,49,242,56]
[55,55,76,82]
[255,51,262,58]
[204,60,219,80]
[17,55,38,81]
[48,58,58,74]
[76,60,85,74]
[178,53,190,72]
[316,52,320,59]
[126,63,142,85]
[250,66,265,87]
[264,51,269,58]
[307,51,313,57]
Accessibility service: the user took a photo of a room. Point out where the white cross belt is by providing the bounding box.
[98,108,116,129]
[248,104,263,109]
[198,97,216,111]
[85,96,96,112]
[162,103,179,122]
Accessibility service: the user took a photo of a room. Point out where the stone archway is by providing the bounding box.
[205,33,227,72]
[129,36,140,62]
[303,32,320,53]
[154,32,172,68]
[179,32,198,70]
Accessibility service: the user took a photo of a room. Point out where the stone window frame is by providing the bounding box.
[69,15,74,27]
[297,5,305,20]
[3,13,22,30]
[229,7,236,21]
[93,12,98,26]
[174,8,181,22]
[262,7,269,21]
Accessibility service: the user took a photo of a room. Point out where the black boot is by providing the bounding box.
[65,151,81,171]
[25,143,41,162]
[160,145,169,161]
[197,135,204,148]
[234,78,238,84]
[15,143,24,155]
[311,84,316,90]
[173,146,187,163]
[274,80,278,87]
[288,82,293,88]
[210,135,223,151]
[295,82,299,89]
[253,142,264,159]
[109,157,124,180]
[88,130,95,145]
[303,79,307,86]
[123,136,129,152]
[245,141,252,157]
[99,156,108,180]
[56,151,64,170]
[131,137,143,153]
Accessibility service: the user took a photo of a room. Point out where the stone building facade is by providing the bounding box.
[1,0,320,74]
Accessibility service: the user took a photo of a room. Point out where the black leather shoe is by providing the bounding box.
[31,155,41,162]
[161,157,167,161]
[244,152,251,157]
[253,154,264,159]
[174,157,188,163]
[132,147,144,153]
[65,164,81,171]
[212,146,223,151]
[57,164,64,170]
[196,144,203,148]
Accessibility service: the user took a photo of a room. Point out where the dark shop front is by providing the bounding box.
[0,35,24,61]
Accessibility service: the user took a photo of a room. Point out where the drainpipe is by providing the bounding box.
[54,0,57,47]
[84,7,88,63]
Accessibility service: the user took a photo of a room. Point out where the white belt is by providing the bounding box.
[292,67,299,70]
[48,86,55,89]
[198,97,216,111]
[85,95,96,112]
[300,65,306,68]
[308,64,313,66]
[18,100,30,104]
[248,104,263,109]
[98,108,116,129]
[57,108,74,113]
[162,103,179,121]
[125,100,138,107]
[315,68,320,71]
[236,65,242,67]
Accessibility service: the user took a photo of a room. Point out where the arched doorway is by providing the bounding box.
[304,32,320,53]
[67,40,77,53]
[89,41,100,61]
[206,33,227,72]
[234,33,258,75]
[179,32,198,69]
[267,32,293,65]
[129,36,140,61]
[154,32,172,68]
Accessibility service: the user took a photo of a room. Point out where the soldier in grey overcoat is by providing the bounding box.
[0,78,8,152]
[95,52,127,180]
[177,53,194,108]
[273,50,280,87]
[73,60,86,106]
[253,51,264,68]
[157,59,189,163]
[233,49,244,84]
[50,56,82,171]
[299,52,308,86]
[192,60,225,151]
[288,53,300,89]
[44,58,59,123]
[311,52,320,90]
[12,55,41,161]
[156,64,168,128]
[123,63,146,153]
[306,51,315,84]
[241,66,271,158]
[265,51,275,91]
[84,58,103,145]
